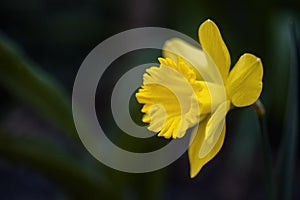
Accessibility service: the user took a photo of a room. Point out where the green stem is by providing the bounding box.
[252,99,274,200]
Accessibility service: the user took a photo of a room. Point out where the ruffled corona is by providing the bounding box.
[136,57,211,139]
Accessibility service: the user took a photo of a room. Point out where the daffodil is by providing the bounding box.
[135,19,263,178]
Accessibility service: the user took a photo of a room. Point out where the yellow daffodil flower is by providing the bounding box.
[135,19,263,178]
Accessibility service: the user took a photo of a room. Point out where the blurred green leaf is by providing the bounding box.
[275,21,299,200]
[0,32,77,140]
[252,100,274,200]
[0,130,115,199]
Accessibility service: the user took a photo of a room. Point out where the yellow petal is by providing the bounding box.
[188,101,229,178]
[162,38,207,70]
[188,117,226,178]
[198,20,231,82]
[162,38,220,82]
[226,53,263,107]
[198,81,227,114]
[199,101,228,158]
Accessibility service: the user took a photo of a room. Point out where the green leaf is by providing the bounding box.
[0,130,115,199]
[275,21,299,200]
[0,32,77,140]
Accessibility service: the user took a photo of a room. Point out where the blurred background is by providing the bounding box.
[0,0,299,199]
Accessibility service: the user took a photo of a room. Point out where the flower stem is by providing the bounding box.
[252,100,274,200]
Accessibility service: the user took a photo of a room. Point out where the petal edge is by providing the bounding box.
[226,53,263,107]
[198,19,231,82]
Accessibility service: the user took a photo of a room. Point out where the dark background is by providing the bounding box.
[0,0,299,199]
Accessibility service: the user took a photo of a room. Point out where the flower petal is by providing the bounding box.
[198,81,227,114]
[226,53,263,107]
[199,101,228,158]
[188,118,226,178]
[162,38,220,82]
[188,101,229,178]
[162,38,207,70]
[198,20,231,82]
